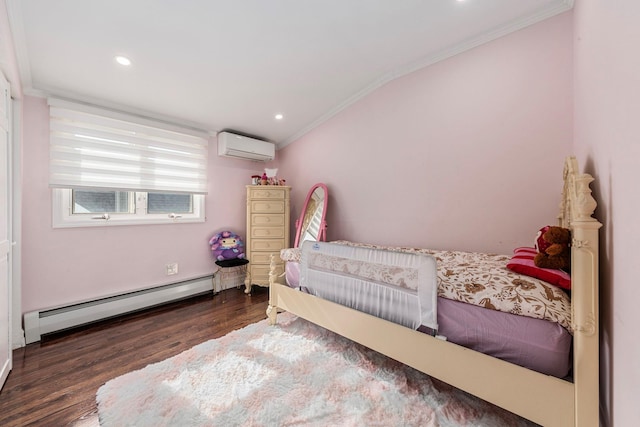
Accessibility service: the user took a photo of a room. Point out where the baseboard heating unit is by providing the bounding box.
[24,275,214,344]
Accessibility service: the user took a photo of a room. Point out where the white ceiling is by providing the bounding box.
[6,0,573,147]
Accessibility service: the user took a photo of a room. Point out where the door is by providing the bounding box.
[0,71,11,390]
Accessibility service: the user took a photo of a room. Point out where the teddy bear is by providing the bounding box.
[534,225,571,272]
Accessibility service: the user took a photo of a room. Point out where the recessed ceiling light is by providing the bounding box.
[115,56,131,66]
[274,113,284,120]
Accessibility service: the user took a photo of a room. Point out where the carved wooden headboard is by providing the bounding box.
[559,156,599,229]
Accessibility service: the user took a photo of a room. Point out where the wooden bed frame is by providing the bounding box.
[266,156,600,427]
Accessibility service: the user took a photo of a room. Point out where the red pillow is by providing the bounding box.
[506,247,571,290]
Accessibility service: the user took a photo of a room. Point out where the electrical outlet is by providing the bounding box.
[166,263,178,275]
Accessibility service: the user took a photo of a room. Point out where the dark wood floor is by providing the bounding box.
[0,287,269,427]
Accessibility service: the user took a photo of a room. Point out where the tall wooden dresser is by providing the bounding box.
[244,185,291,294]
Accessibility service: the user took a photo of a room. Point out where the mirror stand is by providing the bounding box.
[294,183,328,248]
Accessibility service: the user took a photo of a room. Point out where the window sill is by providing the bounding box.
[52,215,206,229]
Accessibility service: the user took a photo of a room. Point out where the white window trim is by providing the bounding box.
[52,189,205,228]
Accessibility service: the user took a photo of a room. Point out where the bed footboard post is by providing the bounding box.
[562,157,602,427]
[267,253,279,325]
[571,220,601,427]
[266,304,277,325]
[569,173,601,427]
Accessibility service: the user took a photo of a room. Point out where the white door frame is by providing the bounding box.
[0,70,12,390]
[11,97,23,349]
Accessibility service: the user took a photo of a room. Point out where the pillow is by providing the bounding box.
[507,247,571,290]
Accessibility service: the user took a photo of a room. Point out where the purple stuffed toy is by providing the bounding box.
[209,231,245,261]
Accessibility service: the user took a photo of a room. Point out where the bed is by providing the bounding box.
[267,156,601,427]
[281,243,573,378]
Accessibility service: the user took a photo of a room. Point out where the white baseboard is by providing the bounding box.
[24,275,214,344]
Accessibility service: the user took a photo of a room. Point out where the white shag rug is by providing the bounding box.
[97,313,536,426]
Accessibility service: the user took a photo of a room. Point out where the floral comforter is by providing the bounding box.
[281,240,572,332]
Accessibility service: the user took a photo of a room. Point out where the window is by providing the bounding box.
[73,190,133,214]
[147,192,192,214]
[53,189,205,228]
[48,98,208,228]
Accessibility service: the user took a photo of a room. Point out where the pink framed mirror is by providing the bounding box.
[294,183,328,248]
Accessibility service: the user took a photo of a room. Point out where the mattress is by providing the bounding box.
[283,241,572,330]
[284,259,571,378]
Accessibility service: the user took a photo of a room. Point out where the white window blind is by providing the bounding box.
[48,99,209,194]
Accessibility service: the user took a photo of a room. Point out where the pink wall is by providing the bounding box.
[12,4,639,423]
[573,1,640,425]
[21,97,267,313]
[278,12,573,254]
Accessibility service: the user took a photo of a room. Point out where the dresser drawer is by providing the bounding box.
[248,187,287,200]
[250,239,285,252]
[251,214,285,227]
[250,252,282,265]
[251,227,285,239]
[250,200,285,214]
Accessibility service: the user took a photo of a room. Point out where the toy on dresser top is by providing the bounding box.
[253,168,286,186]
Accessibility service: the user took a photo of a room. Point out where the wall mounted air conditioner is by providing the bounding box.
[217,131,275,161]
